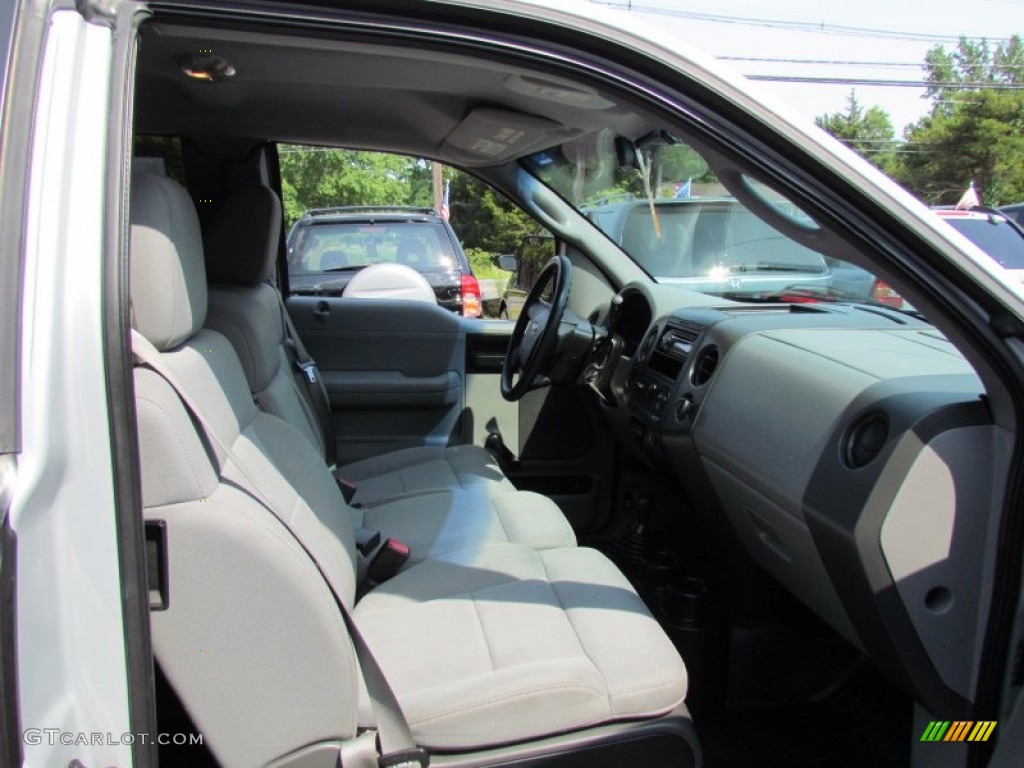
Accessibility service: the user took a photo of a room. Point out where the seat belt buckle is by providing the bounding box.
[297,359,319,384]
[336,476,358,504]
[367,538,410,585]
[379,747,430,767]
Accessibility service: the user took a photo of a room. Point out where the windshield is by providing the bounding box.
[943,216,1024,270]
[608,200,828,279]
[524,130,897,307]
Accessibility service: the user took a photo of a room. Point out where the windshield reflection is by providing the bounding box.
[524,130,906,310]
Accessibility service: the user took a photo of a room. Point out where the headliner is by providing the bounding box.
[135,15,651,165]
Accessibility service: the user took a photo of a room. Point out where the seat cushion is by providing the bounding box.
[360,489,576,565]
[340,444,516,506]
[355,544,688,749]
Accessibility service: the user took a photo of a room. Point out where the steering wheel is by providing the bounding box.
[501,254,572,401]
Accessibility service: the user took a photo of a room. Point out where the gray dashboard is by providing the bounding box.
[591,283,1006,717]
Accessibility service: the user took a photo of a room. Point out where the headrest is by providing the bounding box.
[204,186,282,286]
[130,173,208,351]
[342,263,438,304]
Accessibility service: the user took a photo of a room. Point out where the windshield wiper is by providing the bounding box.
[321,265,367,273]
[730,263,815,273]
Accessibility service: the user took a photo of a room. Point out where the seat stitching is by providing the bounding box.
[227,497,360,681]
[541,557,684,710]
[409,682,607,726]
[137,393,208,496]
[537,553,613,712]
[612,678,687,699]
[470,595,496,673]
[491,499,511,543]
[446,452,469,490]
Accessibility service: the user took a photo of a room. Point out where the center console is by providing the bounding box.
[628,317,706,441]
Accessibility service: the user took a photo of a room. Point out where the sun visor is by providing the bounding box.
[441,107,575,166]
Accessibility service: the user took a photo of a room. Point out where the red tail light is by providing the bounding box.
[460,274,482,318]
[870,278,904,309]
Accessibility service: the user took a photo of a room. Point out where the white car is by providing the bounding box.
[3,2,1023,767]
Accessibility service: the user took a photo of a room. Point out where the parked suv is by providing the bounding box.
[286,206,483,316]
[583,196,831,297]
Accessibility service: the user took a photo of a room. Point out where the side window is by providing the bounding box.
[517,235,555,291]
[494,234,556,320]
[278,145,546,320]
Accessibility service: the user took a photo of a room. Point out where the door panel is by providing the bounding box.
[287,296,466,464]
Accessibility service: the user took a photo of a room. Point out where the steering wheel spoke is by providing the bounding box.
[501,255,572,401]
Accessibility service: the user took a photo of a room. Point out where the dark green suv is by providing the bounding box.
[287,206,483,316]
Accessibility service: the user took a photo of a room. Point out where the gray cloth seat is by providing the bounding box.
[356,543,689,749]
[131,172,690,767]
[140,175,572,566]
[203,185,517,507]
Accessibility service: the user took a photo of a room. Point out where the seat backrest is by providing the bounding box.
[203,186,327,459]
[131,173,361,766]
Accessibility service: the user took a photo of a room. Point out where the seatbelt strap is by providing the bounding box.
[130,330,427,768]
[274,290,338,468]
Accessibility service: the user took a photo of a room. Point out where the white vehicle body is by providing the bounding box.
[2,2,1024,767]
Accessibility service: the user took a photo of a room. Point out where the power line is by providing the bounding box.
[721,56,924,67]
[747,75,1024,88]
[720,56,1024,70]
[589,1,1016,45]
[828,139,938,145]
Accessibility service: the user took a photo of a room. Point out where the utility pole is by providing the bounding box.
[432,161,444,212]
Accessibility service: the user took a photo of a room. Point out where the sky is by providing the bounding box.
[584,0,1023,134]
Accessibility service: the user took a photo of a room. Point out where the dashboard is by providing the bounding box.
[586,282,1005,717]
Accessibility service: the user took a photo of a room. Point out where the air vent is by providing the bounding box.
[691,345,720,386]
[843,412,889,469]
[658,321,702,360]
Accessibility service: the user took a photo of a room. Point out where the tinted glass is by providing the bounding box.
[614,202,826,279]
[289,222,457,273]
[524,131,911,309]
[945,217,1024,269]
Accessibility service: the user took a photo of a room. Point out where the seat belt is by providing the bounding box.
[274,290,338,468]
[131,330,427,768]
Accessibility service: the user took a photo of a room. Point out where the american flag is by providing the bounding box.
[955,181,980,210]
[441,179,451,221]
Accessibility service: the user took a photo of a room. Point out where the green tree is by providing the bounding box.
[897,91,1024,205]
[894,35,1024,205]
[448,171,537,254]
[278,147,431,226]
[815,90,897,173]
[923,35,1024,111]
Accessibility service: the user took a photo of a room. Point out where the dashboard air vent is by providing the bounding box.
[658,321,701,360]
[691,345,720,386]
[843,412,889,469]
